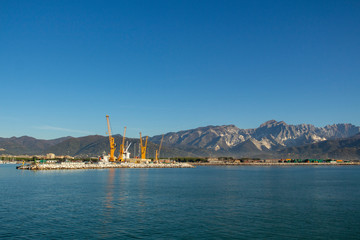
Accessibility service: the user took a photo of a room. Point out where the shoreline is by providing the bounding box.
[191,162,360,166]
[7,162,360,170]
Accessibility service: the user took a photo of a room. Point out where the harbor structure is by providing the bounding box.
[106,115,116,162]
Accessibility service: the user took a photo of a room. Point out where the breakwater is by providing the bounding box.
[17,162,194,170]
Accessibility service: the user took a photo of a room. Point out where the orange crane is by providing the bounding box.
[117,127,127,162]
[155,134,164,163]
[106,115,116,162]
[139,132,148,159]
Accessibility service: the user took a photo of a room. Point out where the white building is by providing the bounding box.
[46,153,56,159]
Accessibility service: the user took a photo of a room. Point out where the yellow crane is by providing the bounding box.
[139,132,148,160]
[117,127,127,162]
[106,115,116,162]
[155,134,164,163]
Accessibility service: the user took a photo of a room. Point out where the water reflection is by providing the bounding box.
[104,169,132,211]
[105,168,115,209]
[137,169,149,208]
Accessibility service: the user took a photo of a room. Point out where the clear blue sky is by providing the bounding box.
[1,0,359,139]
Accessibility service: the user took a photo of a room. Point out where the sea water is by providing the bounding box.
[0,165,359,239]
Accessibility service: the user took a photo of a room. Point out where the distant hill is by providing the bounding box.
[1,120,360,159]
[277,133,360,160]
[0,135,196,158]
[47,134,197,158]
[0,136,72,155]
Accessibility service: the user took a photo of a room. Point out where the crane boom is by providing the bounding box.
[159,134,164,157]
[139,132,148,159]
[106,115,116,162]
[125,142,132,152]
[155,134,164,162]
[117,127,127,162]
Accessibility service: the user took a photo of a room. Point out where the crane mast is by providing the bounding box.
[155,134,164,163]
[106,115,116,162]
[117,127,127,162]
[139,132,148,160]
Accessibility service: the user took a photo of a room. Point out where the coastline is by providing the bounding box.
[5,161,360,170]
[191,162,360,166]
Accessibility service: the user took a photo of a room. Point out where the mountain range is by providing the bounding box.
[150,120,360,157]
[1,120,360,159]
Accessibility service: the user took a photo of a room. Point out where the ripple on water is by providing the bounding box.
[0,165,360,239]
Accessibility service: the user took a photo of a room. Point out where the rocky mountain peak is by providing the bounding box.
[259,120,287,128]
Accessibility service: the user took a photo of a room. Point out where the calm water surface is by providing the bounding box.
[0,165,359,239]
